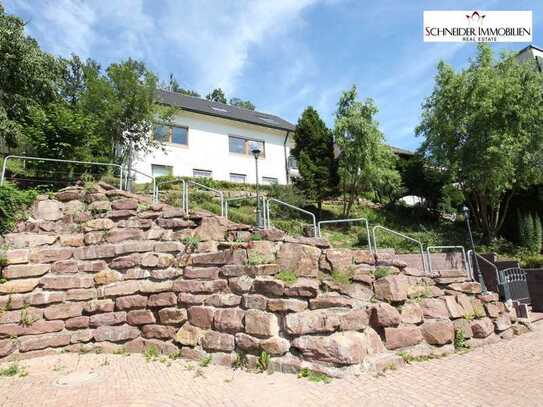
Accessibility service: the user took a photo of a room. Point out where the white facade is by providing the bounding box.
[133,110,296,185]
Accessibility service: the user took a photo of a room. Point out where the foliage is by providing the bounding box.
[397,352,435,364]
[331,270,353,285]
[373,267,393,279]
[199,355,212,368]
[334,85,401,216]
[0,363,27,377]
[229,98,255,110]
[166,73,200,97]
[298,368,332,383]
[256,351,271,373]
[0,184,39,233]
[247,252,267,266]
[454,329,468,350]
[232,352,249,370]
[418,44,543,242]
[291,106,338,215]
[182,236,201,250]
[521,255,543,268]
[518,210,542,254]
[144,345,160,362]
[206,88,227,103]
[276,270,298,284]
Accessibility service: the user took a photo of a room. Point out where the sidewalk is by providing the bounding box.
[0,323,542,407]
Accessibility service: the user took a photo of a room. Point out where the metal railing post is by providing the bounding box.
[426,245,469,278]
[372,225,427,274]
[266,198,317,237]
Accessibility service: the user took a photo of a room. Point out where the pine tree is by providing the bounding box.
[291,106,338,217]
[518,210,533,249]
[532,212,542,254]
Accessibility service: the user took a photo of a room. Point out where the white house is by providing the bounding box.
[133,89,297,185]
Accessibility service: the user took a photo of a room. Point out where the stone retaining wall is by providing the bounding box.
[0,183,530,377]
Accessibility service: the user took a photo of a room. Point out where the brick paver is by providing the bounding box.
[1,324,542,407]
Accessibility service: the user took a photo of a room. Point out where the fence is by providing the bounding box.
[154,178,187,211]
[265,198,317,237]
[185,180,225,217]
[224,195,267,228]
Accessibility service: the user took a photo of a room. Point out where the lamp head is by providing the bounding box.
[462,205,469,216]
[251,148,262,159]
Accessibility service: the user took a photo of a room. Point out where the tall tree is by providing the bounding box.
[206,88,227,103]
[229,97,255,110]
[334,85,401,217]
[291,106,337,216]
[0,5,59,150]
[417,44,543,242]
[167,73,200,97]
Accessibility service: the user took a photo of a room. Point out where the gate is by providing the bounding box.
[499,267,530,304]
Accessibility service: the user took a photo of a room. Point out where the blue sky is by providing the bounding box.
[5,0,542,150]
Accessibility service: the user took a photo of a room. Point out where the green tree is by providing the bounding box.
[167,73,200,97]
[291,106,337,216]
[229,97,255,110]
[532,212,542,254]
[0,5,59,150]
[417,44,543,242]
[334,85,401,217]
[206,88,227,103]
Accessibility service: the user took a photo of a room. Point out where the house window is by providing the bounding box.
[193,169,212,178]
[228,136,265,157]
[288,155,298,170]
[229,173,246,183]
[153,125,188,145]
[152,164,173,177]
[262,177,278,185]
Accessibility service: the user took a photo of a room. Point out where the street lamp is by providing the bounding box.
[462,205,487,291]
[251,147,263,228]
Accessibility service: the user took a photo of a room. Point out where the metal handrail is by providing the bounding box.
[427,245,469,279]
[468,250,499,284]
[372,225,428,273]
[1,155,123,189]
[155,178,187,211]
[185,180,225,216]
[224,195,267,228]
[265,198,317,237]
[124,167,156,201]
[317,218,372,252]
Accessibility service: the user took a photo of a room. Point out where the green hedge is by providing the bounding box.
[0,184,38,234]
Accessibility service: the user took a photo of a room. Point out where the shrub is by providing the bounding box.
[331,270,352,285]
[373,266,393,279]
[199,355,212,368]
[522,255,543,268]
[298,368,331,383]
[256,351,270,373]
[182,236,200,250]
[0,184,38,234]
[454,329,468,350]
[276,270,298,284]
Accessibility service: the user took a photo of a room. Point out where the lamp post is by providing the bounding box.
[251,147,263,228]
[462,205,487,291]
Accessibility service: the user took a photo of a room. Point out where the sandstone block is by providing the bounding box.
[421,320,454,345]
[5,233,57,248]
[485,303,500,318]
[66,288,97,301]
[142,324,176,339]
[453,318,473,339]
[178,293,209,306]
[44,303,83,320]
[384,326,423,350]
[90,311,126,327]
[42,275,94,290]
[370,303,401,327]
[338,309,370,331]
[60,233,84,247]
[65,316,90,329]
[30,291,65,306]
[268,298,308,313]
[277,243,320,277]
[285,309,340,335]
[83,218,115,232]
[374,274,409,302]
[400,303,423,324]
[448,282,482,294]
[253,276,284,297]
[204,293,241,307]
[5,249,29,265]
[235,332,261,353]
[202,331,235,351]
[52,260,79,274]
[158,308,187,325]
[175,322,202,346]
[93,324,140,342]
[173,279,227,293]
[111,198,138,210]
[34,200,63,221]
[471,318,494,338]
[183,267,220,280]
[19,333,71,352]
[260,336,290,356]
[191,249,246,266]
[99,280,140,297]
[420,298,449,320]
[73,244,116,260]
[0,320,64,338]
[494,313,512,331]
[148,292,177,307]
[214,308,245,333]
[188,306,215,329]
[30,247,73,263]
[245,309,279,337]
[292,331,368,365]
[229,276,254,294]
[114,240,155,255]
[84,299,114,314]
[283,278,319,298]
[127,309,156,325]
[3,264,50,279]
[241,294,267,310]
[309,294,353,310]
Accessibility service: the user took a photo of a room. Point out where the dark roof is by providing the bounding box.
[156,89,295,132]
[390,146,415,156]
[517,44,543,55]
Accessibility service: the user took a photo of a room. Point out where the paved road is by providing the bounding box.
[0,324,542,407]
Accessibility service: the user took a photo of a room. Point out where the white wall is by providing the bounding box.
[133,111,294,185]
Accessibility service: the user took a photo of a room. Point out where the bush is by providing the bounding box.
[0,184,38,234]
[521,255,543,268]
